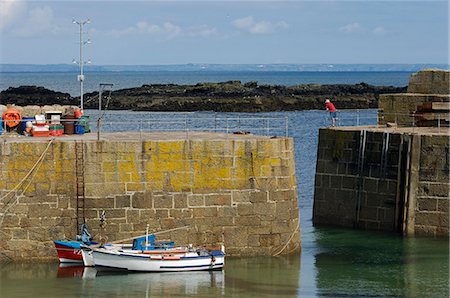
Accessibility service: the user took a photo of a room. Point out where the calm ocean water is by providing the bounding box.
[0,73,448,297]
[0,71,411,96]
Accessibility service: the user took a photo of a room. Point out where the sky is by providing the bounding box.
[0,0,448,65]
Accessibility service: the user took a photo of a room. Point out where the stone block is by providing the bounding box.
[271,220,291,234]
[155,209,169,219]
[154,195,173,209]
[12,229,28,240]
[418,198,438,211]
[253,202,276,215]
[341,176,356,190]
[275,201,291,219]
[363,178,379,193]
[252,177,276,191]
[414,225,437,236]
[217,206,237,217]
[437,199,449,213]
[169,209,193,219]
[173,193,188,208]
[115,195,131,208]
[204,194,232,206]
[85,197,115,209]
[260,234,281,247]
[415,212,441,227]
[132,192,152,209]
[193,207,218,218]
[188,194,204,207]
[237,203,253,216]
[126,209,140,223]
[359,206,380,221]
[223,227,248,247]
[235,216,261,226]
[28,228,50,241]
[249,191,268,203]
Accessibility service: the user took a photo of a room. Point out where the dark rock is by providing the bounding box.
[1,82,407,112]
[0,86,76,106]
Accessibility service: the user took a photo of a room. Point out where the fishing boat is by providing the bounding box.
[79,225,189,266]
[91,245,225,272]
[54,224,96,263]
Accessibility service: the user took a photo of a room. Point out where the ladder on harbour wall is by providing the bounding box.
[75,141,85,234]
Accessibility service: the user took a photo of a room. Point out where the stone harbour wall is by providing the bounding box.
[313,128,449,237]
[0,135,300,261]
[378,69,450,126]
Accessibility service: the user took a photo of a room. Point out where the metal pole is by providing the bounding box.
[285,116,289,137]
[79,22,84,111]
[97,84,101,141]
[73,19,90,111]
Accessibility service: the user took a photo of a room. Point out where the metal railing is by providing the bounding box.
[0,116,290,139]
[96,116,289,140]
[325,109,449,133]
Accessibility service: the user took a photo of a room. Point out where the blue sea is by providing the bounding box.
[0,71,411,96]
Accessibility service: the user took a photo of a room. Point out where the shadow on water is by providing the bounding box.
[313,227,449,298]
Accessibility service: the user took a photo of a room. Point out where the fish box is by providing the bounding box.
[32,130,50,137]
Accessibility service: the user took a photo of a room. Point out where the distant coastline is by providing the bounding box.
[1,63,448,73]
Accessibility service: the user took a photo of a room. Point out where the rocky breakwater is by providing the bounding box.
[1,82,406,112]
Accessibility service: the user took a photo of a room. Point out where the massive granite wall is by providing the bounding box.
[0,134,300,261]
[313,128,449,237]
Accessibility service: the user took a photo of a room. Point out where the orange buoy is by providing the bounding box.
[74,109,83,119]
[2,108,22,128]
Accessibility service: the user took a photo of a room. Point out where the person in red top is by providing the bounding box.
[325,99,337,127]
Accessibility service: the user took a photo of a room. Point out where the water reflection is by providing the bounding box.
[0,255,302,298]
[314,227,449,297]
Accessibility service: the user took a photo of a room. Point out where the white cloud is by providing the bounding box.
[186,25,218,38]
[232,16,288,34]
[12,6,55,37]
[339,22,361,34]
[138,22,160,33]
[372,26,385,35]
[108,21,216,39]
[232,16,255,29]
[0,0,26,30]
[163,22,182,39]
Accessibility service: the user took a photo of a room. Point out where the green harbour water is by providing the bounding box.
[0,110,448,297]
[1,228,448,297]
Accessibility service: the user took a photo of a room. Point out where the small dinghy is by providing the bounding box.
[92,245,225,272]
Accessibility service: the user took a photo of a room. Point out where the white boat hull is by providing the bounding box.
[92,249,225,272]
[81,249,95,267]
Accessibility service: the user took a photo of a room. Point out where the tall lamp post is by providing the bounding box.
[73,18,91,111]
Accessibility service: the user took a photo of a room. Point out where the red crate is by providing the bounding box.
[32,130,50,137]
[49,129,63,136]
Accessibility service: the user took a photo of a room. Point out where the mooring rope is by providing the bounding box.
[0,139,55,227]
[272,217,300,256]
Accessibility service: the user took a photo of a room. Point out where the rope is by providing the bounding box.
[0,139,55,227]
[272,217,300,256]
[0,139,54,203]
